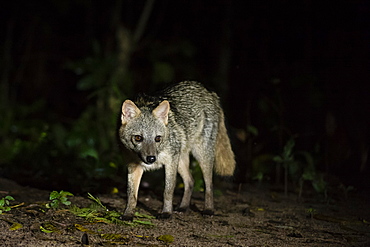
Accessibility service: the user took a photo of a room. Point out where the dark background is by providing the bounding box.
[1,0,369,194]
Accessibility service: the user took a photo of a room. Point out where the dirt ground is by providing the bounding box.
[0,177,370,247]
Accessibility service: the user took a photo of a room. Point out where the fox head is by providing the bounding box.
[119,99,170,165]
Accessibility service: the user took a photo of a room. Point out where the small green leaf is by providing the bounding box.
[49,191,59,200]
[101,233,126,240]
[63,201,71,206]
[40,223,57,233]
[79,147,99,160]
[134,212,155,219]
[5,196,14,201]
[133,220,155,226]
[302,171,315,181]
[61,191,74,197]
[10,222,23,230]
[40,226,53,233]
[157,234,174,243]
[247,125,259,136]
[273,156,283,163]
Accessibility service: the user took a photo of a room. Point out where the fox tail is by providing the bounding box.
[214,111,236,176]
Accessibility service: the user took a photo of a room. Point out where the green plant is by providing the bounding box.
[46,190,74,209]
[273,138,296,196]
[252,171,264,184]
[306,207,316,219]
[273,138,327,198]
[298,151,327,199]
[0,196,15,214]
[300,171,327,198]
[339,184,354,199]
[87,192,108,211]
[69,193,155,226]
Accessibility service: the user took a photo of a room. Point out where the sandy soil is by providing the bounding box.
[0,178,370,246]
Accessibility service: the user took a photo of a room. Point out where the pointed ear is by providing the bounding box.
[121,100,141,125]
[153,100,170,125]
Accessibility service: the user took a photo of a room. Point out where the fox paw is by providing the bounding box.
[120,214,134,221]
[175,207,189,213]
[202,209,214,216]
[157,212,172,219]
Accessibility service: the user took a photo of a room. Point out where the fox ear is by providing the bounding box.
[121,100,141,125]
[153,100,170,125]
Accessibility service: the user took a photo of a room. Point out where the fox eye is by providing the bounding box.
[154,136,161,142]
[134,135,143,142]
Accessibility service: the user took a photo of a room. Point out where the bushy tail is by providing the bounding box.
[214,111,236,176]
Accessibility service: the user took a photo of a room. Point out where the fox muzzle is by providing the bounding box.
[146,156,156,164]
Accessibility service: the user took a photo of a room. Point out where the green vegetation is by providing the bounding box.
[272,138,327,198]
[0,196,15,214]
[67,192,155,226]
[306,207,316,219]
[46,190,74,209]
[273,138,296,196]
[157,234,175,243]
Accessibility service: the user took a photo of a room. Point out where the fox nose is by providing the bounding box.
[146,156,156,164]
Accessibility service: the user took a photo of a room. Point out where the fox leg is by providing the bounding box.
[177,153,194,211]
[159,160,178,219]
[198,159,214,215]
[192,133,216,215]
[123,163,143,220]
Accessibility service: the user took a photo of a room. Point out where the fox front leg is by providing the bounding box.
[122,163,143,221]
[158,163,178,219]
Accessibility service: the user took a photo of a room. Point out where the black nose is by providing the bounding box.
[146,156,156,164]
